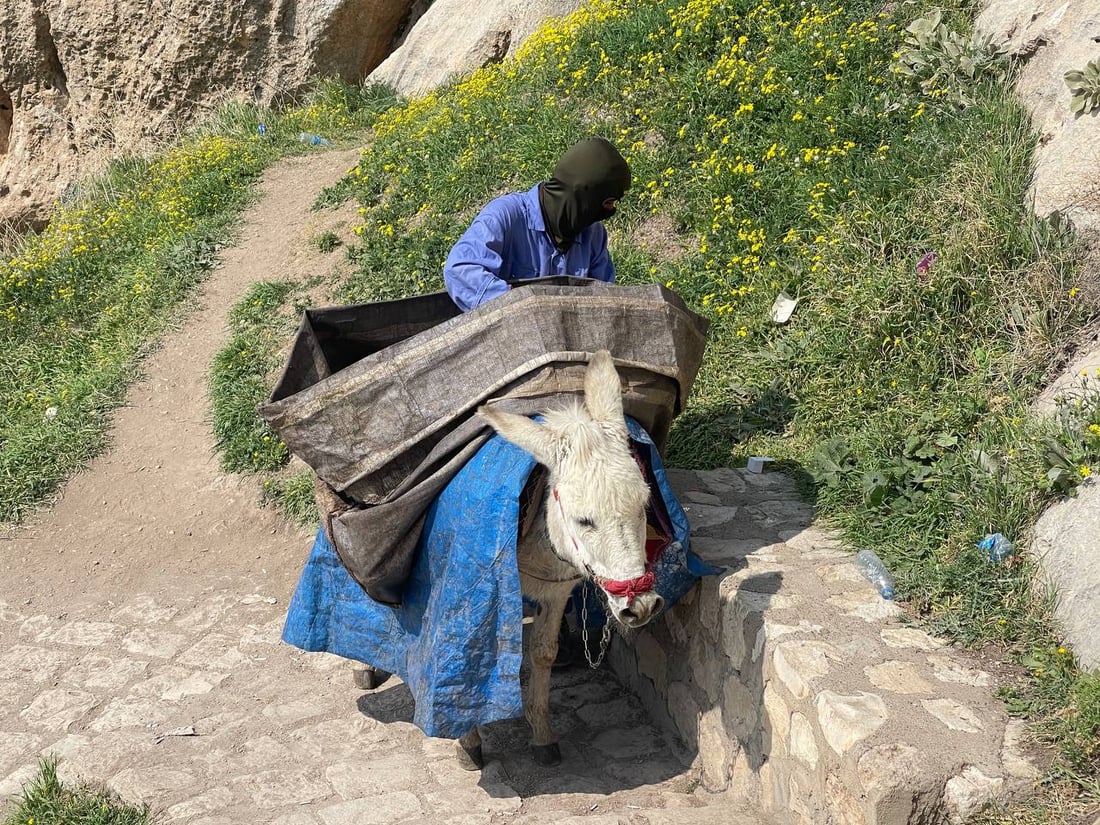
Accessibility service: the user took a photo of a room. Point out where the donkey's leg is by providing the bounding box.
[525,585,574,766]
[455,727,484,771]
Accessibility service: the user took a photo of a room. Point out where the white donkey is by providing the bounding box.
[353,351,665,767]
[456,349,666,769]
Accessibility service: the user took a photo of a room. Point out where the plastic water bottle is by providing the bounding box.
[854,549,895,600]
[298,132,333,147]
[978,533,1013,563]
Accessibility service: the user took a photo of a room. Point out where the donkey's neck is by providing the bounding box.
[516,498,579,590]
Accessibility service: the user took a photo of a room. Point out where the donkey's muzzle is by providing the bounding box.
[617,591,664,628]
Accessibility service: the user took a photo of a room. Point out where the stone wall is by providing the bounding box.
[610,467,1041,825]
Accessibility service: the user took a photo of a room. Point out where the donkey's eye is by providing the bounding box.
[576,516,596,530]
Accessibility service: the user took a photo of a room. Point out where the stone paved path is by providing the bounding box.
[0,149,762,825]
[0,583,755,824]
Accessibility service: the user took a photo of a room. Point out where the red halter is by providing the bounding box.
[552,487,657,604]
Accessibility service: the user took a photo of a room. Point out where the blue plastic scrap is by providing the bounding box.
[282,418,715,739]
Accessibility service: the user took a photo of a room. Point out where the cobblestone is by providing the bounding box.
[0,582,753,823]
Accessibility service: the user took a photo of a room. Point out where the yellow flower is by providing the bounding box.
[1080,465,1092,479]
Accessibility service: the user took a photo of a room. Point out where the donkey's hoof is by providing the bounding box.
[352,666,391,691]
[455,741,484,771]
[531,743,562,766]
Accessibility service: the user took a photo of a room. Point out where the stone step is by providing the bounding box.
[608,467,1041,825]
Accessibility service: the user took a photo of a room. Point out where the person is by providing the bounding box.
[445,137,631,666]
[443,137,631,311]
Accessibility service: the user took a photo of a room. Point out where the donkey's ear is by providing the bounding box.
[583,350,625,425]
[478,406,560,467]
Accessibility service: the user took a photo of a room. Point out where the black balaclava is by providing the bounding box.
[538,137,631,252]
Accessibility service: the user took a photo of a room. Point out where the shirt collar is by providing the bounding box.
[522,183,547,233]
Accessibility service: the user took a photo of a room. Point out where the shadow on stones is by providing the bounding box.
[733,571,782,772]
[355,681,415,724]
[353,644,695,796]
[486,662,695,797]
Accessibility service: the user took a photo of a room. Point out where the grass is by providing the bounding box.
[0,79,397,525]
[973,780,1100,825]
[1,760,151,825]
[312,231,342,253]
[205,0,1100,806]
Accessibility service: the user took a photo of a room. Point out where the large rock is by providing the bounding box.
[975,0,1100,235]
[1031,481,1100,671]
[368,0,585,99]
[977,1,1100,673]
[1032,328,1100,414]
[0,0,414,229]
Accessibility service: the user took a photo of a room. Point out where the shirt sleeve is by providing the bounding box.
[443,208,513,312]
[586,223,616,283]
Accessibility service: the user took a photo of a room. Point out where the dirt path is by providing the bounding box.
[0,150,750,825]
[0,149,366,601]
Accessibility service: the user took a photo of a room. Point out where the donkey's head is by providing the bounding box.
[478,351,664,628]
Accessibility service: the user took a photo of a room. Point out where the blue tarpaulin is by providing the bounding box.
[282,418,713,739]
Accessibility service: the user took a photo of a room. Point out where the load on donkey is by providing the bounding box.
[259,277,713,768]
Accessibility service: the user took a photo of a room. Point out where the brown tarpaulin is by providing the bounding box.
[259,278,709,605]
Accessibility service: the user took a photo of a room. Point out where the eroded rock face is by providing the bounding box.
[368,0,585,99]
[975,0,1100,234]
[976,1,1100,673]
[1032,481,1100,671]
[0,0,414,228]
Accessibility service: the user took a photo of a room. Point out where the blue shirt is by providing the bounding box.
[443,183,615,312]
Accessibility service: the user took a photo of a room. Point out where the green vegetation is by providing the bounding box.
[207,0,1100,804]
[312,231,342,253]
[1,760,151,825]
[0,80,396,524]
[1064,57,1100,116]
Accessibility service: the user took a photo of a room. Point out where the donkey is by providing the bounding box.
[351,351,665,767]
[456,349,666,769]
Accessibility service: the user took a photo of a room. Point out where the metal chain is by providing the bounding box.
[580,583,613,669]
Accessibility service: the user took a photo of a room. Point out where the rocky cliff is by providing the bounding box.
[0,0,586,231]
[368,0,583,99]
[0,0,414,229]
[976,0,1100,236]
